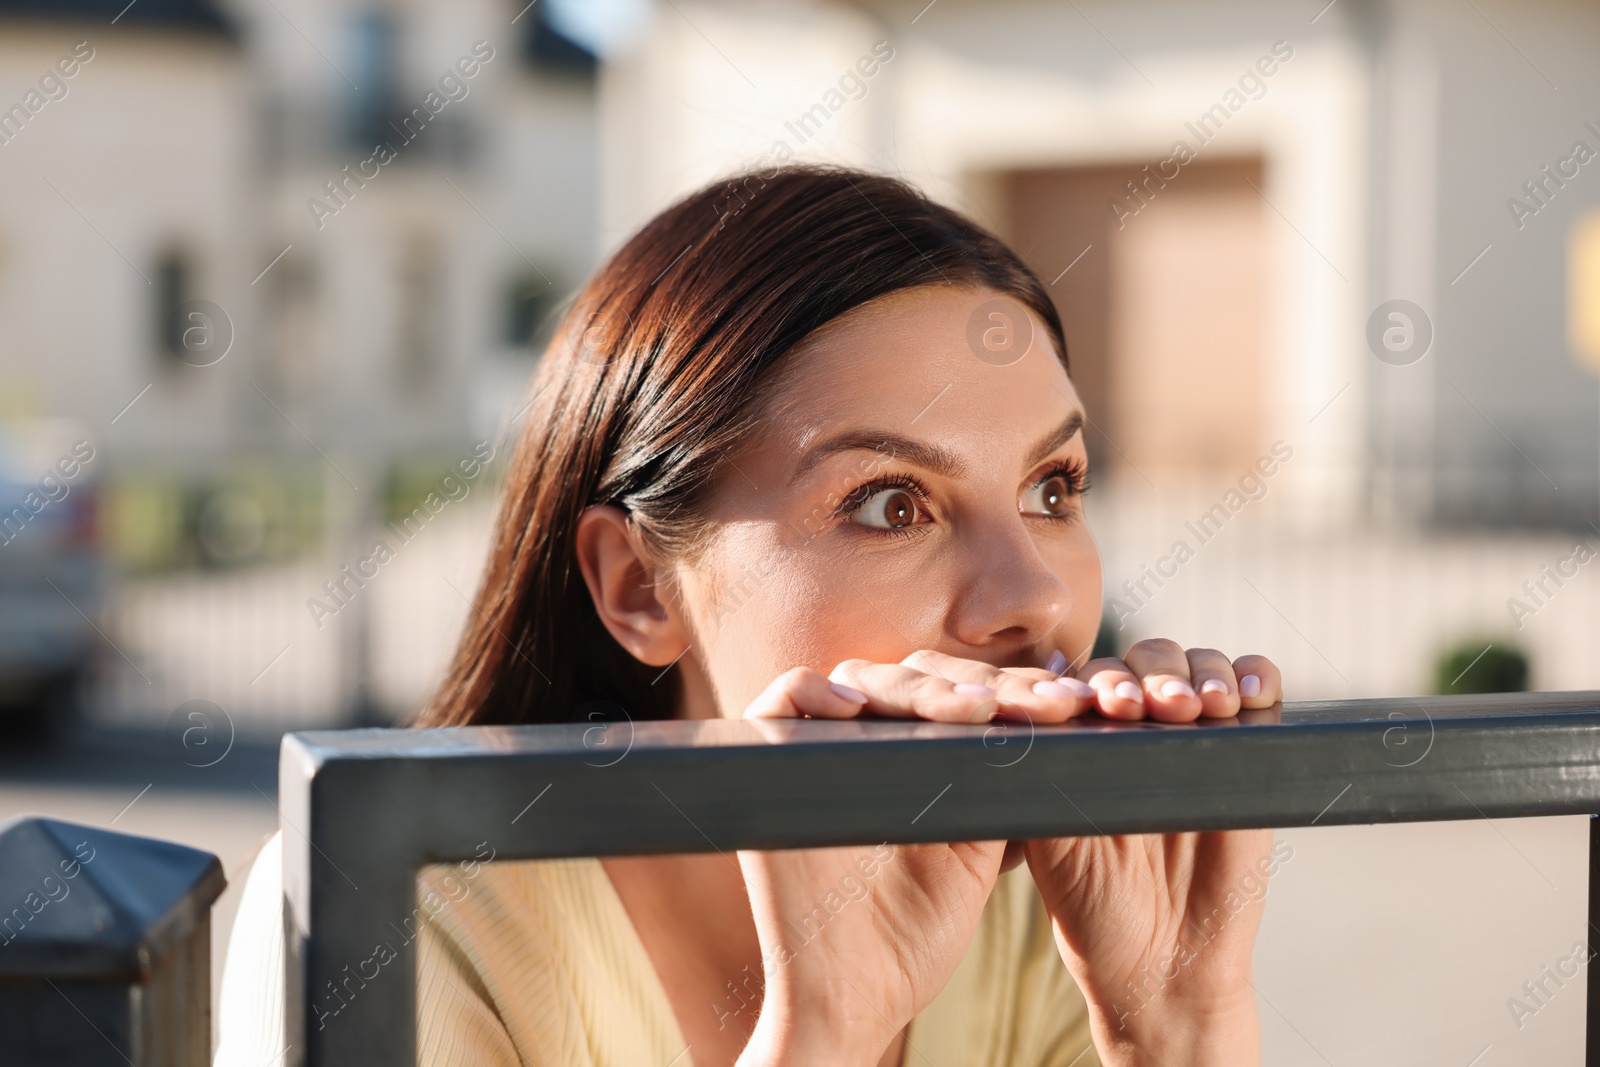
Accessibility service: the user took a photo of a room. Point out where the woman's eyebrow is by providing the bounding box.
[787,409,1086,487]
[1023,409,1086,468]
[788,430,963,486]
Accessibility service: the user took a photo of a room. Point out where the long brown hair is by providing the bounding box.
[416,165,1068,728]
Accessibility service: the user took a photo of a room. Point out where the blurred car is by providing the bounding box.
[0,419,104,738]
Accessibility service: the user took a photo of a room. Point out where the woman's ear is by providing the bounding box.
[573,505,689,667]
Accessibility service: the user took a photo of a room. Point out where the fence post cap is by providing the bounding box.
[0,815,225,981]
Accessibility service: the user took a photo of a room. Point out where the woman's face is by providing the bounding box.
[666,284,1103,719]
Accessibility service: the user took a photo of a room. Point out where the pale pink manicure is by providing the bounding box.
[1114,680,1143,703]
[1161,680,1196,699]
[1044,649,1069,675]
[829,682,868,704]
[1032,680,1079,700]
[1239,674,1262,698]
[1059,676,1094,697]
[954,683,996,699]
[1199,678,1229,695]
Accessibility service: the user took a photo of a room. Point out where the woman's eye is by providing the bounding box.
[1023,475,1073,517]
[850,487,921,529]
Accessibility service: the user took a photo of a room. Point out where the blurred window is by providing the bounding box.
[346,9,400,154]
[154,249,192,366]
[523,1,598,77]
[537,0,651,63]
[1571,211,1600,374]
[503,271,561,352]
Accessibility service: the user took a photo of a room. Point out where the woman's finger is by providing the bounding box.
[1232,654,1283,709]
[827,659,1001,723]
[1184,646,1241,719]
[900,649,1093,723]
[743,666,872,719]
[1121,638,1203,722]
[1076,656,1147,720]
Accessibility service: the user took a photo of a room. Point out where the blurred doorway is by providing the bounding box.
[990,158,1269,483]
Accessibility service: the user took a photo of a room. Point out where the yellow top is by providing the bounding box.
[215,832,1100,1067]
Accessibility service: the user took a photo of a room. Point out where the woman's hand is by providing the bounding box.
[742,649,1098,725]
[736,840,1003,1067]
[736,641,1285,1066]
[740,639,1281,726]
[1075,637,1281,722]
[1024,831,1277,1066]
[1023,639,1284,1066]
[735,667,1011,1067]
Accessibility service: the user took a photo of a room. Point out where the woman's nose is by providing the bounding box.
[945,514,1071,650]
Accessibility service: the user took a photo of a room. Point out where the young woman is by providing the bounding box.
[215,165,1283,1067]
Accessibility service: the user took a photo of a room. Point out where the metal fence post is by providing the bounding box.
[0,815,225,1066]
[1589,814,1600,1063]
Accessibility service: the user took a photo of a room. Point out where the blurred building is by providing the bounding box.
[0,0,608,726]
[0,0,598,570]
[598,0,1600,699]
[601,0,1600,532]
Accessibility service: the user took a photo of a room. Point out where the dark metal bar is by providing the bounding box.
[1589,814,1600,1065]
[278,690,1600,1067]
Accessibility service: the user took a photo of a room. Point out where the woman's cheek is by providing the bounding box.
[1051,528,1103,659]
[691,553,830,710]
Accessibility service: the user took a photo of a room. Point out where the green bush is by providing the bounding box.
[1433,640,1528,694]
[107,468,324,572]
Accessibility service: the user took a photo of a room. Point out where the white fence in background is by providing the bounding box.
[1093,488,1600,698]
[98,502,496,735]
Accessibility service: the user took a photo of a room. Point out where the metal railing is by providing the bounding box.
[276,690,1600,1066]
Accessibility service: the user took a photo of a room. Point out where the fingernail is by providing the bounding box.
[1114,681,1143,703]
[1239,674,1262,698]
[1160,680,1196,699]
[1199,678,1229,695]
[954,683,996,699]
[829,682,868,704]
[1044,649,1068,675]
[1060,676,1095,698]
[1032,680,1081,700]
